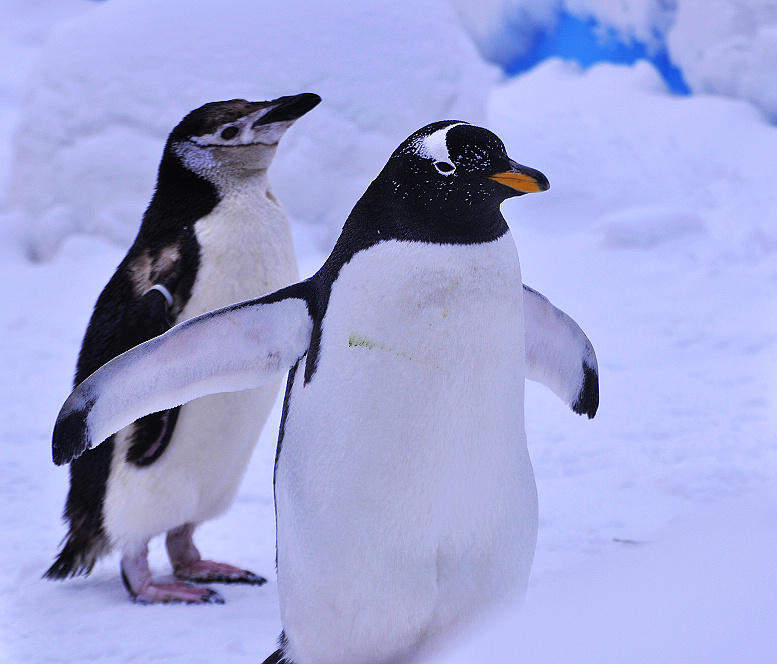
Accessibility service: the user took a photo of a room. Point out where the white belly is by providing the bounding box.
[104,181,298,548]
[275,235,537,664]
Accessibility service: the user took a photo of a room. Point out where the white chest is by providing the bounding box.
[182,177,298,320]
[276,234,538,664]
[103,176,298,548]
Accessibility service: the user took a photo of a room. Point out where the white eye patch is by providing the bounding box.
[413,122,467,174]
[434,161,455,175]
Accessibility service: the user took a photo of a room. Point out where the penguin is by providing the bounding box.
[52,121,599,660]
[45,93,321,605]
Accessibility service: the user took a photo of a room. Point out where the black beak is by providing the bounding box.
[253,93,321,127]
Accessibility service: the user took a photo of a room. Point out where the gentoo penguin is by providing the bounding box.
[52,121,599,660]
[45,93,321,605]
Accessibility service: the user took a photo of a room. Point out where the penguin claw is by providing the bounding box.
[173,560,267,586]
[198,587,226,605]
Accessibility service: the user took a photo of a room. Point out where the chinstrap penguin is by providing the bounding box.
[45,93,321,604]
[52,121,599,660]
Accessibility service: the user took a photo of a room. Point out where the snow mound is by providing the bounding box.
[565,0,676,51]
[9,0,495,260]
[447,0,561,67]
[450,0,676,67]
[488,59,777,245]
[598,207,706,249]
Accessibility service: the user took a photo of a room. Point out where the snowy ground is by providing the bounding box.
[2,2,777,663]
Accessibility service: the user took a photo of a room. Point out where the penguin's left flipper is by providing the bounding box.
[53,284,315,466]
[522,285,599,418]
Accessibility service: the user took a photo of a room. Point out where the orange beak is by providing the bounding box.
[488,161,549,193]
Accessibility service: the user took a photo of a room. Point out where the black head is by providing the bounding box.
[169,93,321,144]
[337,121,549,248]
[391,120,548,217]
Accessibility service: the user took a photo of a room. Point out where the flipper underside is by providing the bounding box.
[53,287,314,466]
[523,285,599,418]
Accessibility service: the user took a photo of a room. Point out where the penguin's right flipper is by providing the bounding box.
[522,285,599,418]
[53,283,315,466]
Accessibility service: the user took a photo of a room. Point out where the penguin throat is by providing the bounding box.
[172,141,276,188]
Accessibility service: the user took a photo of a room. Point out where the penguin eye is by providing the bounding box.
[220,126,239,140]
[434,161,455,175]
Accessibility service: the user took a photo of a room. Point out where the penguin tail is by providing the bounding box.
[261,650,287,664]
[261,633,294,664]
[46,438,114,581]
[43,531,109,581]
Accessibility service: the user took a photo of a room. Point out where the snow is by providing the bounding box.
[447,0,561,68]
[448,0,678,65]
[2,1,777,663]
[564,0,677,48]
[488,58,777,246]
[434,480,777,664]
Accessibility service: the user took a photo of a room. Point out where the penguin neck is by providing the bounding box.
[216,166,273,198]
[324,179,510,272]
[139,152,221,243]
[140,152,277,242]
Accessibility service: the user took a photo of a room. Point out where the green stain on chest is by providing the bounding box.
[348,331,387,351]
[347,330,450,375]
[347,331,416,361]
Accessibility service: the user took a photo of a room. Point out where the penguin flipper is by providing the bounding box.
[53,284,315,465]
[522,285,599,418]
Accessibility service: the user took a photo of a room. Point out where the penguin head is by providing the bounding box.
[396,121,548,205]
[358,121,549,244]
[167,93,321,183]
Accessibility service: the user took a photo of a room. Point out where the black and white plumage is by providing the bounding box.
[46,93,321,605]
[52,121,598,659]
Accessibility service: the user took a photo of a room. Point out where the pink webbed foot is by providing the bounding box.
[120,546,224,605]
[166,523,266,586]
[173,559,266,585]
[123,575,225,605]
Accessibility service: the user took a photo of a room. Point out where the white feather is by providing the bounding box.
[413,123,466,164]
